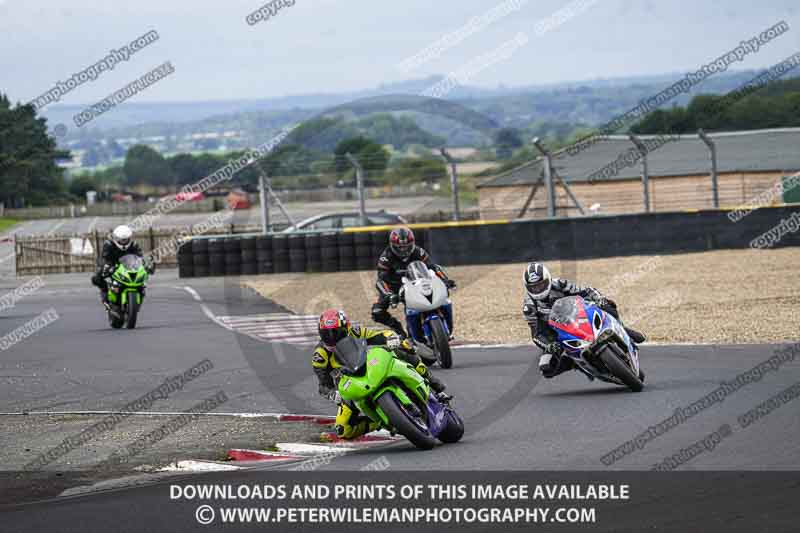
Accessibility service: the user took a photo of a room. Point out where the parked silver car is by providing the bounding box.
[281,211,407,232]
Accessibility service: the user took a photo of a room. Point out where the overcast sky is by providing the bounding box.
[1,0,799,105]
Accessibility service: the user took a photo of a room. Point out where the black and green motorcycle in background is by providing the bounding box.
[106,254,152,329]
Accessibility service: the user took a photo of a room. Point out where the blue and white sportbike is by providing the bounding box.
[397,260,455,369]
[548,295,645,392]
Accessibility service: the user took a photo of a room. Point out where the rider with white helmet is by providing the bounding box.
[522,262,646,378]
[91,225,147,306]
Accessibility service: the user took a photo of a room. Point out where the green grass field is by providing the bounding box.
[0,218,20,234]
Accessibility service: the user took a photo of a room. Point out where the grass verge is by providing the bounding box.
[0,218,19,234]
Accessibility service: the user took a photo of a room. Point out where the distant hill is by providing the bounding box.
[48,69,786,158]
[631,76,800,133]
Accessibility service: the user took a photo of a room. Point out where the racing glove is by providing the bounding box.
[544,342,564,356]
[320,385,340,404]
[386,334,401,350]
[445,279,457,289]
[388,293,400,306]
[539,343,565,377]
[101,263,114,277]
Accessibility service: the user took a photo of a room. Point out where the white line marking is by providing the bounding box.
[45,220,67,236]
[182,285,203,302]
[183,285,291,363]
[220,319,316,327]
[225,315,316,320]
[158,460,241,472]
[255,336,317,344]
[248,327,315,335]
[276,443,349,455]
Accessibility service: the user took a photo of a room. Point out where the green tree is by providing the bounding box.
[632,76,800,133]
[333,136,389,175]
[69,175,97,198]
[0,93,70,207]
[123,144,173,186]
[494,127,524,159]
[168,153,199,185]
[388,158,447,184]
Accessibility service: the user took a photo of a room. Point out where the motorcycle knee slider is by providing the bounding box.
[625,326,646,344]
[539,353,573,378]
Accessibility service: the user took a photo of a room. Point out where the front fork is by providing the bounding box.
[406,302,454,344]
[118,287,145,307]
[423,303,454,342]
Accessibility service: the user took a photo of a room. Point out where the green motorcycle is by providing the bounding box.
[106,254,151,330]
[335,337,464,450]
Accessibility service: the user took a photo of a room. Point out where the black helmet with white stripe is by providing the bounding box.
[523,262,551,300]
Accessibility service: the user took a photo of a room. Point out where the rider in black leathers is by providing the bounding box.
[90,225,148,305]
[522,262,646,378]
[372,227,455,336]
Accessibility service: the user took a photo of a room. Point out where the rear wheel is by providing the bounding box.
[125,295,140,329]
[430,319,453,369]
[437,409,464,443]
[377,392,437,450]
[599,344,643,392]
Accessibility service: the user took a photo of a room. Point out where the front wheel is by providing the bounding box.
[599,344,643,392]
[125,295,140,329]
[437,409,464,443]
[429,319,453,369]
[377,392,437,450]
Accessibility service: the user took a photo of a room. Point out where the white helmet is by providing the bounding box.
[523,262,551,300]
[111,225,133,251]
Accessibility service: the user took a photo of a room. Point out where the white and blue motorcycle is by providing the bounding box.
[396,261,455,369]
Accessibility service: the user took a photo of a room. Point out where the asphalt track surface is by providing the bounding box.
[0,271,798,531]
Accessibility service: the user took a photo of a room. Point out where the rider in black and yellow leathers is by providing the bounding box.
[313,309,446,440]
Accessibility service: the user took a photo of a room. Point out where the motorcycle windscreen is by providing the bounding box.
[548,296,594,341]
[334,337,368,376]
[119,254,144,271]
[405,260,431,281]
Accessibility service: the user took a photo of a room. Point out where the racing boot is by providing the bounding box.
[334,403,380,440]
[99,289,111,310]
[415,362,447,394]
[539,351,575,379]
[624,326,646,344]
